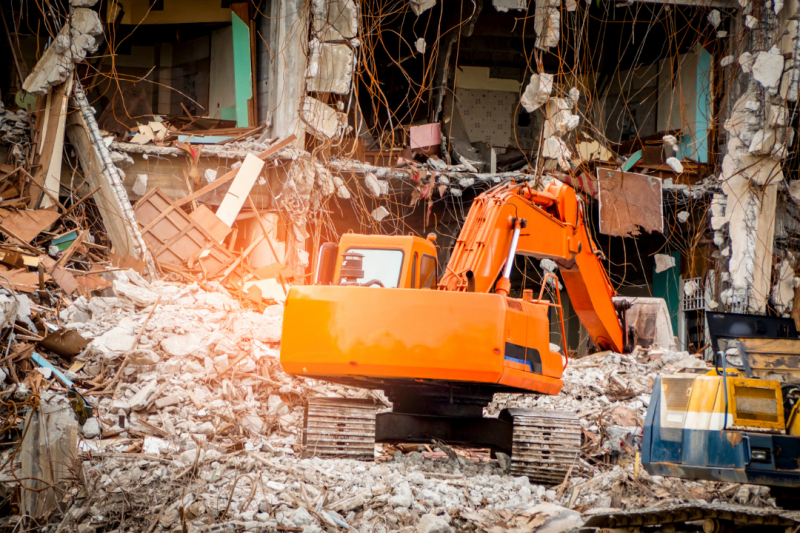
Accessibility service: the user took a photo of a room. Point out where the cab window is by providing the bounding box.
[410,253,418,288]
[343,248,404,288]
[420,254,438,288]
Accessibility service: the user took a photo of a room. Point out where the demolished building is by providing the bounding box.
[0,0,797,529]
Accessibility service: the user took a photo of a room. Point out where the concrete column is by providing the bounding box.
[266,0,307,146]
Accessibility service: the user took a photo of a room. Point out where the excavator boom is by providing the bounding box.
[439,179,625,352]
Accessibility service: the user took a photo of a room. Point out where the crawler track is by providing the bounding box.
[508,408,582,484]
[303,397,378,460]
[581,502,800,531]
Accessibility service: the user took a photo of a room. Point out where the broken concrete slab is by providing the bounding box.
[521,73,554,112]
[753,47,785,92]
[91,326,136,355]
[160,332,207,357]
[113,279,160,307]
[409,0,436,15]
[313,0,358,40]
[20,399,78,517]
[493,0,528,11]
[307,42,354,95]
[129,380,158,411]
[534,0,560,50]
[301,97,347,139]
[22,9,102,95]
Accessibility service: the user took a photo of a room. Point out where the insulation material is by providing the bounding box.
[597,169,663,237]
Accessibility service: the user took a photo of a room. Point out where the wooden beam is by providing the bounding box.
[220,235,264,280]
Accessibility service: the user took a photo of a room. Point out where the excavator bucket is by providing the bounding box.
[612,297,676,351]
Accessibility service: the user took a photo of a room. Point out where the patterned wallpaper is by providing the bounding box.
[456,88,520,149]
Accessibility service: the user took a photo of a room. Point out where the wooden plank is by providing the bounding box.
[42,256,78,294]
[0,209,60,244]
[54,229,87,268]
[214,153,265,227]
[39,74,73,209]
[0,268,49,293]
[220,235,264,280]
[189,205,231,242]
[30,76,72,208]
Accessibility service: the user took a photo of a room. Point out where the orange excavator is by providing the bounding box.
[281,178,656,482]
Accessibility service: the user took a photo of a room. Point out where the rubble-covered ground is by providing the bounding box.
[0,274,779,532]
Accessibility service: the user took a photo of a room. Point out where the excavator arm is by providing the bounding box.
[439,179,626,353]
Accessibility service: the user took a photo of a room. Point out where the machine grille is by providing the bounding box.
[659,376,696,442]
[733,384,779,423]
[663,377,695,412]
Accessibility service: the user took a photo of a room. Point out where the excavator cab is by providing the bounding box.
[313,233,439,289]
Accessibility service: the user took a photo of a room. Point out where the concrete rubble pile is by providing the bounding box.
[0,281,779,532]
[0,103,30,146]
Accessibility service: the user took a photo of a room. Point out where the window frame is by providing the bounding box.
[419,254,438,288]
[342,247,406,288]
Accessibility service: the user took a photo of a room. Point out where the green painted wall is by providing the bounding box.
[231,12,252,127]
[653,251,680,336]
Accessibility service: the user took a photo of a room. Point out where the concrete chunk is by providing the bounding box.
[520,73,554,112]
[129,381,158,411]
[753,48,785,92]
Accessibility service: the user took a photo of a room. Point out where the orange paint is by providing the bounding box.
[281,179,624,397]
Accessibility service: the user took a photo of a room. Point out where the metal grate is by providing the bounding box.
[733,385,779,423]
[681,277,704,311]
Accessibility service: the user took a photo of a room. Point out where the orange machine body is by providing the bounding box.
[281,286,564,395]
[281,178,625,400]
